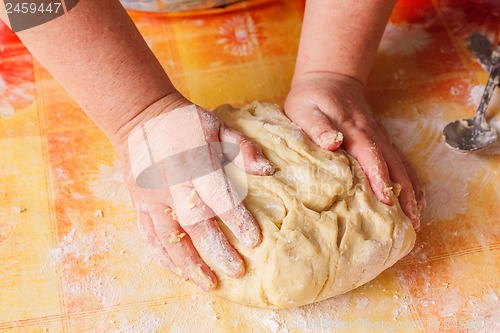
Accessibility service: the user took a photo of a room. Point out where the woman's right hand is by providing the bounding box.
[113,94,274,290]
[285,72,425,230]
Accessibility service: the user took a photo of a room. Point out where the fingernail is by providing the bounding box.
[382,185,393,204]
[319,131,343,149]
[406,199,418,222]
[414,219,421,232]
[245,226,262,248]
[164,262,184,278]
[189,264,217,291]
[250,158,275,175]
[417,196,427,213]
[412,214,421,232]
[221,256,245,279]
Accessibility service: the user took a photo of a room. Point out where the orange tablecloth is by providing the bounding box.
[0,0,499,332]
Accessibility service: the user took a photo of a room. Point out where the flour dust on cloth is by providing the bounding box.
[208,102,415,309]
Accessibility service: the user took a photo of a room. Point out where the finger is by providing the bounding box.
[149,204,217,291]
[377,141,419,230]
[392,144,426,213]
[137,210,185,278]
[184,219,245,278]
[219,125,275,176]
[341,129,393,205]
[284,103,343,151]
[192,169,262,248]
[167,185,246,278]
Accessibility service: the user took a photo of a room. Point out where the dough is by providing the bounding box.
[208,102,415,309]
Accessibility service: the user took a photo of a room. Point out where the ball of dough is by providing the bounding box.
[209,102,415,309]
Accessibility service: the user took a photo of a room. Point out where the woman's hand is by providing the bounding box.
[285,72,425,229]
[113,94,274,291]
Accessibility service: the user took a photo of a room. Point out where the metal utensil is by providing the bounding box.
[443,34,499,152]
[468,33,494,72]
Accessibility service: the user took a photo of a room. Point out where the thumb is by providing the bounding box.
[284,102,343,151]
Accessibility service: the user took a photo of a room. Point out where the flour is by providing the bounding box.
[437,288,462,317]
[356,297,369,309]
[280,293,352,328]
[48,228,77,265]
[43,222,293,332]
[469,84,500,107]
[12,206,27,213]
[113,310,168,333]
[382,112,489,222]
[45,222,167,311]
[392,295,410,320]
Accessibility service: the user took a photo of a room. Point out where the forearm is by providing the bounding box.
[0,0,180,142]
[294,0,396,85]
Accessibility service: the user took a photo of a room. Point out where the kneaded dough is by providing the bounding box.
[209,102,415,309]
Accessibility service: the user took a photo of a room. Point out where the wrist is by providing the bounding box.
[108,91,192,147]
[291,71,365,91]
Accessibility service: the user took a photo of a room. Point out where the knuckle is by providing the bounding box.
[142,232,158,244]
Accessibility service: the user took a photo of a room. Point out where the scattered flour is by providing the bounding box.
[356,298,369,310]
[113,310,167,333]
[469,84,500,108]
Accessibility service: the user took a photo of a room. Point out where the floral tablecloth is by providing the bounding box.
[0,0,499,332]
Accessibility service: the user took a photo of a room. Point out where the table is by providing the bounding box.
[0,0,499,331]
